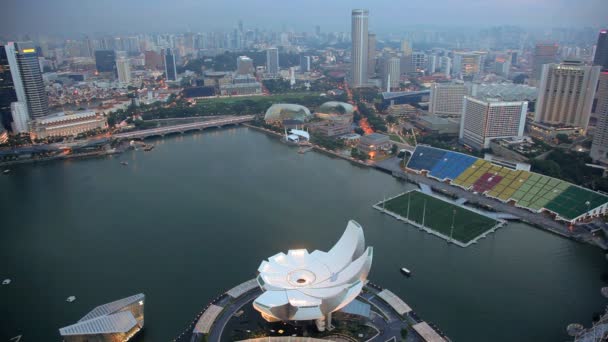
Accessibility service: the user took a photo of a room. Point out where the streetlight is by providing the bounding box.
[449,209,457,243]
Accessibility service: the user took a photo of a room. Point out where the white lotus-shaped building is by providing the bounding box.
[253,220,373,331]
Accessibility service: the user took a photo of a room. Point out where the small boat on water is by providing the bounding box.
[3,169,10,175]
[2,279,11,285]
[66,296,76,302]
[400,267,412,277]
[121,161,128,166]
[143,145,155,151]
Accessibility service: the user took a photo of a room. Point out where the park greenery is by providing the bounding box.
[355,102,387,132]
[531,149,608,192]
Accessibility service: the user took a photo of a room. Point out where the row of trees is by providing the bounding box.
[531,149,608,192]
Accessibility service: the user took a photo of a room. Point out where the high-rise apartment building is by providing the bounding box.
[266,47,279,75]
[367,33,376,77]
[592,30,608,69]
[237,56,254,75]
[164,48,177,81]
[460,96,528,150]
[426,55,437,75]
[95,50,117,73]
[411,52,427,73]
[440,56,452,78]
[531,43,558,82]
[534,60,601,131]
[300,56,311,73]
[384,57,400,91]
[590,72,608,164]
[6,42,48,119]
[116,58,131,85]
[0,45,18,130]
[429,83,468,117]
[351,9,369,88]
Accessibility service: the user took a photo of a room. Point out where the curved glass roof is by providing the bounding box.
[317,101,355,115]
[264,104,312,122]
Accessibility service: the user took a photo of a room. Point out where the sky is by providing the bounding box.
[1,0,607,35]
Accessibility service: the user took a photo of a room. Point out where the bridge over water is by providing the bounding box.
[112,115,255,140]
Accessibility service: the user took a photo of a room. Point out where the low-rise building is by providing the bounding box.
[357,133,391,154]
[31,111,108,139]
[308,121,352,137]
[415,115,460,135]
[526,121,584,141]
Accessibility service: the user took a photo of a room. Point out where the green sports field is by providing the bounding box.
[382,191,499,244]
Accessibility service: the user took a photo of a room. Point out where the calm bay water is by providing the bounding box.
[0,127,606,341]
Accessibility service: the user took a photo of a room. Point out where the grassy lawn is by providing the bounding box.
[389,134,403,143]
[382,191,498,244]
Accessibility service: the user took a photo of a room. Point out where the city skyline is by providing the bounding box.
[1,0,607,35]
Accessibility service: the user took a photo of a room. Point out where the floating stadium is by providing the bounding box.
[405,145,608,224]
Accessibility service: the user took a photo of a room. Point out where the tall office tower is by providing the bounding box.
[238,20,244,33]
[429,83,468,117]
[367,33,376,77]
[591,72,608,164]
[534,60,601,131]
[10,102,28,133]
[266,47,279,76]
[164,48,177,81]
[510,51,518,66]
[426,55,437,75]
[383,57,400,91]
[531,43,558,82]
[300,55,311,73]
[400,40,412,55]
[144,50,163,70]
[351,9,369,88]
[237,56,254,75]
[0,45,18,130]
[6,42,49,119]
[593,29,608,69]
[440,56,452,78]
[459,96,528,150]
[315,25,321,37]
[95,50,116,73]
[116,58,131,85]
[452,52,482,79]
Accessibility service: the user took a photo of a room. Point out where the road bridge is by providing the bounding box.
[112,115,255,140]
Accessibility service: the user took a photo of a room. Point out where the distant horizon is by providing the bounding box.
[1,0,606,36]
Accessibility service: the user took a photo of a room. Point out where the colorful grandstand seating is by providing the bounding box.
[405,145,608,222]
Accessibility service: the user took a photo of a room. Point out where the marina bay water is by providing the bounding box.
[0,127,606,341]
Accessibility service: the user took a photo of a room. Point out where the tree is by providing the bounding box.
[555,133,571,144]
[391,144,399,155]
[513,74,528,84]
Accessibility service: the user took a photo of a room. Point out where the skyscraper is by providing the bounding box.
[460,96,528,150]
[0,45,18,130]
[351,9,369,88]
[95,50,117,74]
[266,47,279,76]
[429,83,468,117]
[531,43,558,82]
[6,42,48,119]
[590,72,608,164]
[452,52,481,79]
[593,30,608,69]
[384,57,400,91]
[164,48,177,81]
[440,56,452,78]
[367,33,376,78]
[116,58,131,85]
[534,60,601,131]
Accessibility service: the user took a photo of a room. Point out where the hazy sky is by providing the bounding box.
[1,0,607,35]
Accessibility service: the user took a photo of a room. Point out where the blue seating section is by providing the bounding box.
[406,146,446,172]
[429,152,477,180]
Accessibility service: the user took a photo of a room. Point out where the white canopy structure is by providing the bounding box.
[253,220,373,331]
